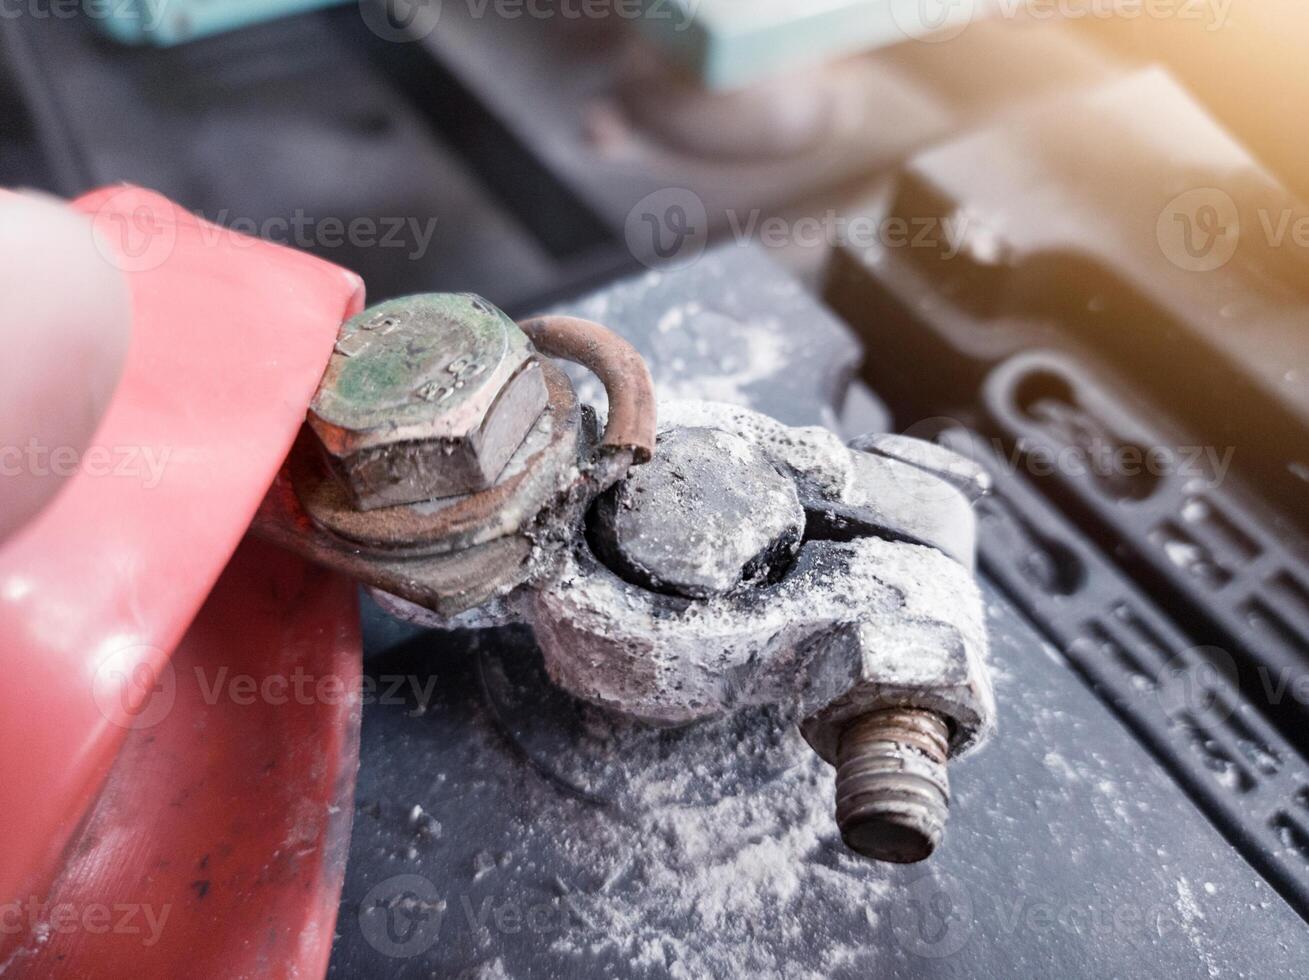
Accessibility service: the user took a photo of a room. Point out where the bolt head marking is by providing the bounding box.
[312,293,516,439]
[307,293,548,508]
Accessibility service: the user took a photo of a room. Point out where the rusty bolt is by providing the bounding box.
[308,293,549,511]
[835,707,952,863]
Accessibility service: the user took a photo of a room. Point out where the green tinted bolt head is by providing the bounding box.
[308,293,548,511]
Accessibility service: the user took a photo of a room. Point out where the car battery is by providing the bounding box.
[325,244,1309,977]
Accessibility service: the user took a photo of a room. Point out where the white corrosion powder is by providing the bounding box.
[541,719,896,978]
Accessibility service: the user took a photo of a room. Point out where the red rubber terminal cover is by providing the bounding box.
[0,187,365,974]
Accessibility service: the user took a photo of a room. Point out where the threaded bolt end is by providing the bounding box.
[835,708,951,863]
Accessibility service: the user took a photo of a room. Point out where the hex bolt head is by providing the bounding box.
[835,708,951,863]
[308,293,549,511]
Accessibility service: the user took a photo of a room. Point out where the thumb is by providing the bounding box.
[0,191,133,543]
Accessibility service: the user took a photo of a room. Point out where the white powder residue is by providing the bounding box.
[1175,876,1221,979]
[1043,750,1081,785]
[558,302,800,422]
[543,722,896,977]
[654,314,789,409]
